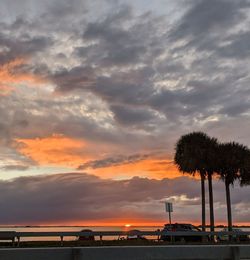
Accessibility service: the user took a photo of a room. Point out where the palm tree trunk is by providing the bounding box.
[208,173,215,232]
[225,182,233,232]
[201,174,206,231]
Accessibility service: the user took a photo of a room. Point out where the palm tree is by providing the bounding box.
[205,139,218,233]
[174,132,217,232]
[216,142,249,232]
[239,149,250,186]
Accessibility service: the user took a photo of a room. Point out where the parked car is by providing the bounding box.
[160,223,206,242]
[126,229,147,240]
[78,229,95,241]
[217,228,249,242]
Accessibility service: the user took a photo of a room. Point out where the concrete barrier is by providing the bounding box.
[0,245,250,260]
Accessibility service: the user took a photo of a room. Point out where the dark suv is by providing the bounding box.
[160,223,205,242]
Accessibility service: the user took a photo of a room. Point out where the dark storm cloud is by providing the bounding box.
[178,0,243,34]
[83,5,133,40]
[44,0,87,18]
[166,0,250,90]
[81,6,148,66]
[0,172,249,224]
[11,36,51,56]
[148,79,230,122]
[78,153,150,170]
[52,66,96,92]
[93,67,155,105]
[110,104,155,126]
[217,32,250,59]
[0,32,52,64]
[183,80,227,108]
[75,5,165,68]
[53,65,156,113]
[219,102,250,117]
[0,0,87,33]
[170,0,249,46]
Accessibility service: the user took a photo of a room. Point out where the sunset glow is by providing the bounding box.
[15,135,89,167]
[125,224,131,227]
[86,158,181,180]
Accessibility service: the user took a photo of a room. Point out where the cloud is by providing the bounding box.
[76,151,179,180]
[52,66,96,92]
[15,134,90,167]
[79,157,185,180]
[217,32,250,59]
[78,153,150,170]
[0,58,43,95]
[81,6,148,67]
[0,172,249,225]
[1,165,29,171]
[110,104,156,127]
[0,30,52,63]
[171,0,246,39]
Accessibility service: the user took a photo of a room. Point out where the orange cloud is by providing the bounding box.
[15,133,184,180]
[15,134,90,167]
[0,58,43,95]
[88,158,182,180]
[14,133,187,180]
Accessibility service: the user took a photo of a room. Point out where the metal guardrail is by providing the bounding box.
[0,230,249,246]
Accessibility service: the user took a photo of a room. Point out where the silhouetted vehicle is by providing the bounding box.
[217,228,249,242]
[160,223,207,242]
[78,229,95,241]
[126,229,147,240]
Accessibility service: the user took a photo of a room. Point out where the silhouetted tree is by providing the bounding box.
[205,138,218,232]
[174,132,217,231]
[216,142,249,232]
[240,149,250,186]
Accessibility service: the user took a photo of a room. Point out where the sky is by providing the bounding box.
[0,0,250,226]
